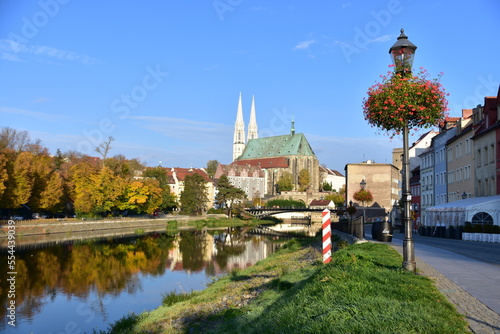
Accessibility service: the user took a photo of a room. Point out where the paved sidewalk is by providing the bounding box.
[382,236,500,333]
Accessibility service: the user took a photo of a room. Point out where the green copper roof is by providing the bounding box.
[237,133,316,160]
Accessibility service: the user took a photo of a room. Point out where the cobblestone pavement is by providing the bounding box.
[388,240,500,334]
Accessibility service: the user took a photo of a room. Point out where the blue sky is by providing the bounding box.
[1,1,499,173]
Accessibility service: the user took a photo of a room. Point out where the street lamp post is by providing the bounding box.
[360,178,367,222]
[389,29,417,272]
[359,178,367,240]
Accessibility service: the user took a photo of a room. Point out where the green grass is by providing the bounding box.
[100,239,469,334]
[215,243,469,334]
[161,290,200,306]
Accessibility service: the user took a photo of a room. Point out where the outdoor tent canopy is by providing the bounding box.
[425,195,500,227]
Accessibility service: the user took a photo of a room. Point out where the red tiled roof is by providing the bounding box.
[215,163,265,178]
[165,167,212,182]
[319,165,344,177]
[232,157,289,168]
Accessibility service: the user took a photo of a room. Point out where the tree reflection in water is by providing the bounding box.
[0,228,280,331]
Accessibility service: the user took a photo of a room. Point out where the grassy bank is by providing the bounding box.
[99,238,469,334]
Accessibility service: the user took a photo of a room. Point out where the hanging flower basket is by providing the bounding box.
[363,66,449,137]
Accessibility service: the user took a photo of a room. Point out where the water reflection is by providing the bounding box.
[0,228,282,333]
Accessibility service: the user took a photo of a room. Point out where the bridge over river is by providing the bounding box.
[245,207,338,219]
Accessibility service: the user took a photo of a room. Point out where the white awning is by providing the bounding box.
[425,195,500,226]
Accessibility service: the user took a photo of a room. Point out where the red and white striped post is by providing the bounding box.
[322,208,332,264]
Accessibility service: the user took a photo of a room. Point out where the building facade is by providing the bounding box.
[446,110,474,202]
[434,118,459,205]
[319,165,345,192]
[214,163,266,200]
[165,167,215,209]
[472,96,499,197]
[419,146,434,225]
[345,161,400,221]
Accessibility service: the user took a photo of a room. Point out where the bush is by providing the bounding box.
[265,199,306,208]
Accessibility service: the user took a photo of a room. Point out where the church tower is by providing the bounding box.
[233,93,246,161]
[247,95,258,142]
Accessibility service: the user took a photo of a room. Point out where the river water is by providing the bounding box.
[0,228,285,333]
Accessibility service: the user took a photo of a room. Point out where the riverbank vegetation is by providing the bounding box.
[0,128,179,218]
[99,238,468,334]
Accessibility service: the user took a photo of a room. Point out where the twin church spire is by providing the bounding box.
[233,93,258,161]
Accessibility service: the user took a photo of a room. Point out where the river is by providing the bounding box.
[0,228,286,333]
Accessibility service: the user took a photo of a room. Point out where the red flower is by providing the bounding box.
[362,66,448,136]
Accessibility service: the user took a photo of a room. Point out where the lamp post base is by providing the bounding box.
[402,238,416,272]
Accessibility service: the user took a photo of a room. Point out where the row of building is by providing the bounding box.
[395,90,500,227]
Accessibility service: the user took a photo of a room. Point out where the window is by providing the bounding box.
[471,212,494,225]
[477,149,481,167]
[490,144,495,163]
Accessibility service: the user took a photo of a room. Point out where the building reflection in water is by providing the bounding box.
[0,228,283,332]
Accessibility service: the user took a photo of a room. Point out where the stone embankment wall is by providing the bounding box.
[0,214,226,250]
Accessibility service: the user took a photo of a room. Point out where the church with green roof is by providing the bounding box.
[231,93,319,196]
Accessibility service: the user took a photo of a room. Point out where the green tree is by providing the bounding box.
[215,174,247,218]
[321,181,333,191]
[180,173,208,215]
[276,172,293,192]
[298,169,310,191]
[206,160,219,178]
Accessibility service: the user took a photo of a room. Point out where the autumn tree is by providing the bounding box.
[142,167,177,211]
[298,168,310,191]
[91,166,127,215]
[28,153,64,212]
[123,178,162,214]
[70,161,96,214]
[12,151,35,208]
[324,192,345,208]
[180,173,208,215]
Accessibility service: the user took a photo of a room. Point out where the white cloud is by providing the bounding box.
[33,97,49,103]
[0,39,99,65]
[0,106,69,122]
[293,40,316,50]
[371,34,392,43]
[129,116,232,142]
[306,133,400,172]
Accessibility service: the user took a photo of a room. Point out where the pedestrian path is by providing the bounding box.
[376,234,500,333]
